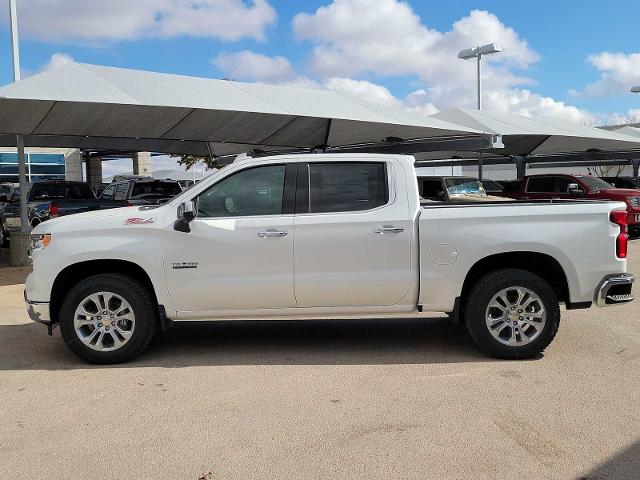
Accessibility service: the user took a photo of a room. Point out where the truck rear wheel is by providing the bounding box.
[464,269,560,359]
[59,274,158,364]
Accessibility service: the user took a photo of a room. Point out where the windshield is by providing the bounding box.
[575,176,613,192]
[445,178,487,196]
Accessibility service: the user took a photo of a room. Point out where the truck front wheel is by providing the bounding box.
[59,274,158,364]
[464,269,560,359]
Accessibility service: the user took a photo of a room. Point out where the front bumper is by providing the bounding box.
[596,273,635,307]
[24,290,51,324]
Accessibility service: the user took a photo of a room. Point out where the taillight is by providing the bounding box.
[49,202,59,218]
[610,210,628,259]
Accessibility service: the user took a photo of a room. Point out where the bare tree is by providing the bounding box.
[581,111,640,177]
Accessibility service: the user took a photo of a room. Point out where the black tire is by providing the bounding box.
[464,268,560,359]
[59,274,158,364]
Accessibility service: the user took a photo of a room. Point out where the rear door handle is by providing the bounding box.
[374,226,404,234]
[258,230,288,238]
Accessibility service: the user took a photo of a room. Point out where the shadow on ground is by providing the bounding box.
[578,439,640,480]
[0,316,522,370]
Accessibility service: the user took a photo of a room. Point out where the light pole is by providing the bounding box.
[9,0,29,235]
[458,43,502,110]
[458,43,501,181]
[631,86,640,177]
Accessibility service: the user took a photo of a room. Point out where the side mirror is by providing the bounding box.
[567,183,583,194]
[174,200,195,233]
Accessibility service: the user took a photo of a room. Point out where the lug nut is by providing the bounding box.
[97,323,102,328]
[105,326,110,331]
[111,322,115,326]
[519,316,523,320]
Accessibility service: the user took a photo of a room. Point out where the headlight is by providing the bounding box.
[30,233,52,251]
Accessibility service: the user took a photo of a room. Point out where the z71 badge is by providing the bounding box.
[171,262,198,270]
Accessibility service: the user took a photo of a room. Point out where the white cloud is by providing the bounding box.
[212,50,437,113]
[292,0,591,124]
[325,78,403,107]
[40,53,74,72]
[574,52,640,97]
[10,0,276,43]
[213,50,296,82]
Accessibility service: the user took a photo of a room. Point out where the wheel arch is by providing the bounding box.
[460,251,571,309]
[50,259,159,325]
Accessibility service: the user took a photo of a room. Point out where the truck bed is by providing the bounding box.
[417,199,627,312]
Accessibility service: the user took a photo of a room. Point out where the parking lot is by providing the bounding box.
[0,243,638,480]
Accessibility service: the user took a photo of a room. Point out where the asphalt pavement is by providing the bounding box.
[1,243,639,479]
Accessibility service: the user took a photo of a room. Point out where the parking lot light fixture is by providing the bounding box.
[458,43,502,110]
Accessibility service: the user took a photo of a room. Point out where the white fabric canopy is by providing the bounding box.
[422,107,640,159]
[0,63,486,157]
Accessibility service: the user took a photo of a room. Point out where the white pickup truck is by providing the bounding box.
[25,154,634,363]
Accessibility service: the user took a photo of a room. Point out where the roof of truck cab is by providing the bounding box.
[234,153,417,165]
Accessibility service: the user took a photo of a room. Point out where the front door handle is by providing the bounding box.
[374,226,404,234]
[258,230,288,238]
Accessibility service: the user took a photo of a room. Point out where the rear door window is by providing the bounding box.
[308,162,388,213]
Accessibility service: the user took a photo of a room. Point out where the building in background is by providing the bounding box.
[0,147,82,183]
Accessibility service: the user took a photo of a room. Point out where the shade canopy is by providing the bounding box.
[0,63,488,158]
[613,126,640,139]
[416,107,640,160]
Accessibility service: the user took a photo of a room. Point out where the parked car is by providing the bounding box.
[25,154,634,364]
[417,176,508,202]
[1,180,127,245]
[100,178,182,205]
[503,174,640,235]
[601,176,640,190]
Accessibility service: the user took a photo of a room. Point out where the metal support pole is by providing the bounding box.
[515,156,527,179]
[477,54,481,110]
[478,152,484,181]
[10,1,28,233]
[16,135,29,233]
[633,159,640,178]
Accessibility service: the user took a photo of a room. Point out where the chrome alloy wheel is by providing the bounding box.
[485,286,546,347]
[73,292,136,352]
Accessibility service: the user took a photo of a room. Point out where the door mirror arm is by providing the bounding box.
[174,200,195,233]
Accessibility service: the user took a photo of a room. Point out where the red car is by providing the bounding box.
[505,174,640,234]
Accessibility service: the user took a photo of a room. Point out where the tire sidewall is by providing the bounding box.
[465,269,560,359]
[59,274,157,364]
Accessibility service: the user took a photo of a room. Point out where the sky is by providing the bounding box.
[1,0,640,176]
